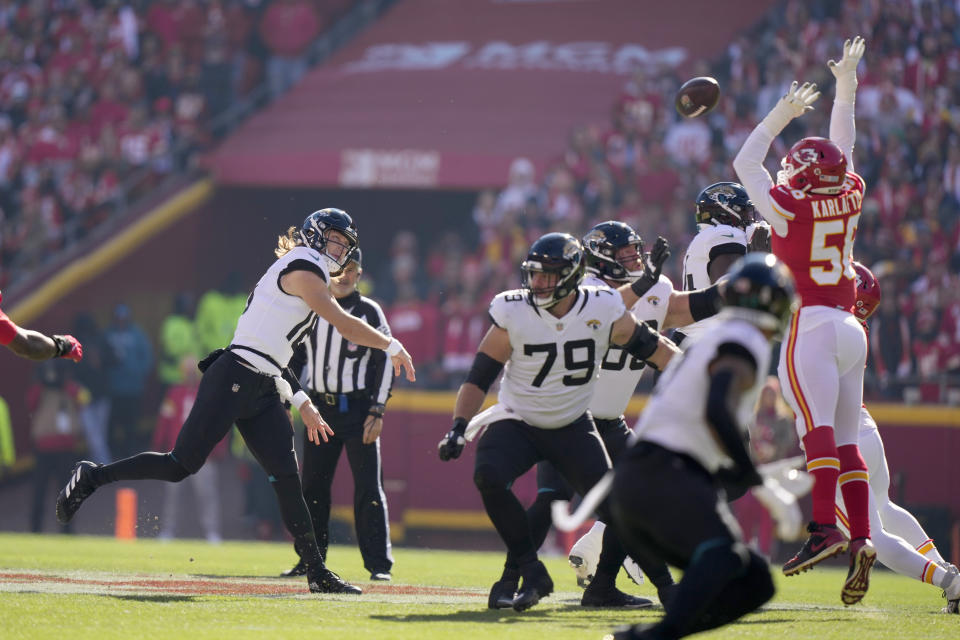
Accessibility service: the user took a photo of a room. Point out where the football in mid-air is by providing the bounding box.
[675,76,721,118]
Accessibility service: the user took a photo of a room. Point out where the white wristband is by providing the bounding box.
[385,337,403,357]
[293,390,311,410]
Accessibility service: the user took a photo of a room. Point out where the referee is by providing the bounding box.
[282,249,395,581]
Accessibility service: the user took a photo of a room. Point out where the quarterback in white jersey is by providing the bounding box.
[55,208,413,598]
[606,253,799,640]
[437,232,681,613]
[675,182,768,347]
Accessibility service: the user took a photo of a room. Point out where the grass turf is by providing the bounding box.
[0,533,955,639]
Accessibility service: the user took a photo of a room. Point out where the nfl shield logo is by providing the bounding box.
[231,383,240,392]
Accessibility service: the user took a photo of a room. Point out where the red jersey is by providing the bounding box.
[0,291,16,345]
[769,172,865,311]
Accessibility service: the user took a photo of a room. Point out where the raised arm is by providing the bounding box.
[282,269,415,381]
[733,81,820,237]
[609,310,682,371]
[827,36,865,173]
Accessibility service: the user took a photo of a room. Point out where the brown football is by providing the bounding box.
[675,76,721,118]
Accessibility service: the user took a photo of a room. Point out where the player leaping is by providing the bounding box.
[733,36,875,605]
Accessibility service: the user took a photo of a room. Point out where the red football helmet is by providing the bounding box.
[779,137,847,194]
[853,261,881,321]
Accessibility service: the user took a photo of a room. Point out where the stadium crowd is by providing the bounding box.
[0,0,355,289]
[374,0,960,402]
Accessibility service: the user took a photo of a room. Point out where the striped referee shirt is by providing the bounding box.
[290,290,393,404]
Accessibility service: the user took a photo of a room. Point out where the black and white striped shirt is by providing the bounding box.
[290,290,393,404]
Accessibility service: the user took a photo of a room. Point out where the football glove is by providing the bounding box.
[762,81,820,135]
[746,221,772,253]
[53,334,83,363]
[438,418,468,461]
[829,36,865,103]
[630,236,670,298]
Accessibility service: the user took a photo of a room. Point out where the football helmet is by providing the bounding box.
[582,221,644,283]
[521,233,585,309]
[721,253,799,335]
[301,208,359,272]
[695,182,755,228]
[853,261,881,322]
[777,137,847,194]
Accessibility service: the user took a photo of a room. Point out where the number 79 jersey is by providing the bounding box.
[769,172,865,311]
[488,286,626,429]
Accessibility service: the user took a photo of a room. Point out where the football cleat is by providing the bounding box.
[782,522,848,576]
[841,537,877,605]
[55,461,99,524]
[370,572,392,581]
[940,563,959,613]
[488,567,520,609]
[308,567,362,594]
[281,559,308,577]
[568,552,594,589]
[512,561,553,612]
[581,582,653,609]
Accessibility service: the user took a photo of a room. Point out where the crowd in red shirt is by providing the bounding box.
[0,0,351,290]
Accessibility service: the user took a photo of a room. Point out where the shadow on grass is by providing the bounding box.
[108,594,201,603]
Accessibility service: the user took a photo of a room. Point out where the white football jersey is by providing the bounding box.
[677,224,747,346]
[584,274,672,419]
[231,245,330,375]
[489,286,626,429]
[634,313,771,473]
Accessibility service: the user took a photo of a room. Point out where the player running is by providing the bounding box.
[733,36,875,605]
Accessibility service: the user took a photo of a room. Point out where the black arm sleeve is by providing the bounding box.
[621,321,661,363]
[465,352,504,393]
[688,282,723,322]
[706,345,761,488]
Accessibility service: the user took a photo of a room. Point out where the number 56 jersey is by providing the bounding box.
[488,287,626,429]
[769,172,865,311]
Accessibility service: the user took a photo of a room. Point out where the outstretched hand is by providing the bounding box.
[828,36,865,78]
[777,81,820,119]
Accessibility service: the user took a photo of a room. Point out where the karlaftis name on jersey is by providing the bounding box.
[811,190,863,219]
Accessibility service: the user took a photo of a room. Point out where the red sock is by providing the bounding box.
[802,426,839,526]
[838,444,870,539]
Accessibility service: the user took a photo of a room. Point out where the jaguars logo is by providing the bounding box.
[586,319,601,330]
[646,295,660,307]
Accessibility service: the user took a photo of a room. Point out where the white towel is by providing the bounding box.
[465,403,519,441]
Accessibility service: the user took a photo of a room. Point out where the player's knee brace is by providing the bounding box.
[473,464,510,493]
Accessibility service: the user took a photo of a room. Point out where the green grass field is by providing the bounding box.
[0,533,954,639]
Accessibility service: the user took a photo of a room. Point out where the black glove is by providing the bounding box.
[631,236,671,298]
[748,223,772,253]
[438,418,468,461]
[715,465,763,502]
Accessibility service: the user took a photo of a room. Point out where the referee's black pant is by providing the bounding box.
[609,441,774,639]
[301,391,392,575]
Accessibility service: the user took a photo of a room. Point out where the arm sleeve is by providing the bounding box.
[368,303,394,405]
[829,99,856,174]
[732,124,789,237]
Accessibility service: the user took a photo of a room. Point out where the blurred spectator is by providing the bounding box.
[195,272,247,355]
[259,0,322,98]
[27,361,85,533]
[154,356,224,543]
[0,395,13,478]
[157,291,201,387]
[103,303,153,457]
[869,283,913,397]
[71,312,111,463]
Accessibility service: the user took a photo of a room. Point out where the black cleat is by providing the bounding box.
[370,572,392,581]
[581,582,653,608]
[55,461,98,524]
[308,567,362,594]
[512,561,553,612]
[281,559,308,577]
[488,568,519,609]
